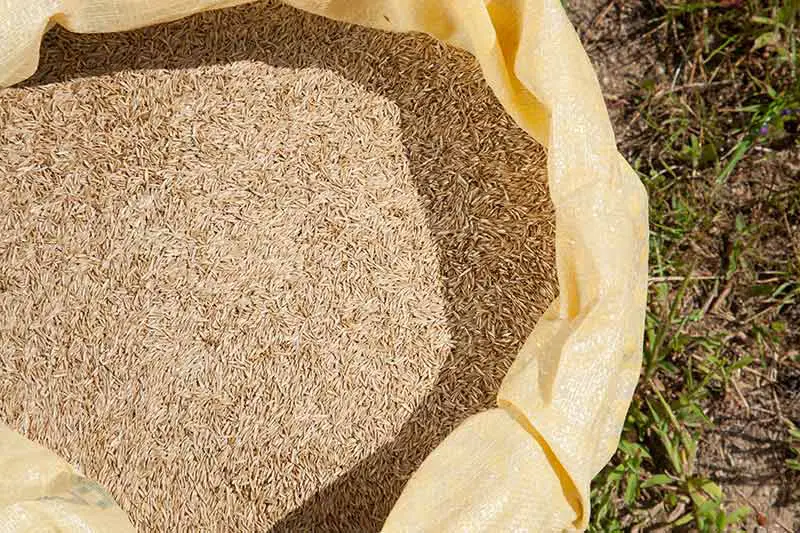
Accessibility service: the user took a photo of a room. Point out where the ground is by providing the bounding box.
[563,1,799,531]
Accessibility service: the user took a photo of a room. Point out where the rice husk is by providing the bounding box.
[0,1,556,531]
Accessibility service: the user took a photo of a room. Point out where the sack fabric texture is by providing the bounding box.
[0,0,649,531]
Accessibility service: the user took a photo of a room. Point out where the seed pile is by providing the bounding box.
[2,1,556,531]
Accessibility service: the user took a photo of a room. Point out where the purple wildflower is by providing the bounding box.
[759,125,769,135]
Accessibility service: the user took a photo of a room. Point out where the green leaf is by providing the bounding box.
[749,283,775,297]
[640,78,656,92]
[753,31,780,51]
[750,15,775,25]
[640,473,674,489]
[717,137,752,183]
[766,83,778,99]
[624,471,639,505]
[771,321,787,333]
[696,499,722,519]
[622,438,652,460]
[701,480,723,501]
[660,360,679,373]
[673,512,694,527]
[717,506,728,531]
[729,356,754,372]
[727,506,752,524]
[606,463,626,483]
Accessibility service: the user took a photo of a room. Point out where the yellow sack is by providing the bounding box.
[0,0,648,531]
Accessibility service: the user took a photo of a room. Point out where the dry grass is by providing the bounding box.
[0,2,556,530]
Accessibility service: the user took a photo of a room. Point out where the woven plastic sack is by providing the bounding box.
[0,0,649,531]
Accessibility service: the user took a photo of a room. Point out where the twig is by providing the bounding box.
[653,79,735,98]
[750,405,779,418]
[730,378,751,416]
[771,387,785,423]
[710,278,734,314]
[699,278,720,318]
[585,0,617,41]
